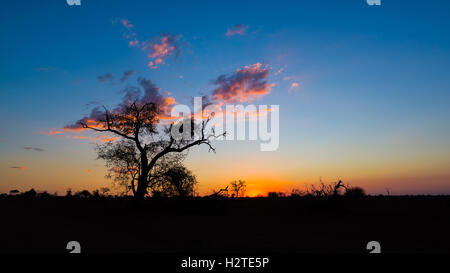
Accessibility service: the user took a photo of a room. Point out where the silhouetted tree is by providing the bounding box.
[150,165,198,197]
[38,191,51,198]
[304,180,348,197]
[100,187,110,196]
[230,180,246,197]
[208,185,229,198]
[93,189,100,198]
[332,180,347,197]
[96,139,189,196]
[268,192,284,198]
[345,187,366,198]
[75,190,92,198]
[290,188,304,197]
[9,189,19,195]
[73,84,223,200]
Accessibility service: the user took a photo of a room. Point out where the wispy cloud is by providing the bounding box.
[71,136,88,139]
[120,70,136,82]
[290,82,299,89]
[9,166,25,171]
[24,146,45,152]
[119,18,136,39]
[84,100,101,110]
[34,66,56,72]
[210,63,273,103]
[66,135,118,143]
[94,136,118,143]
[226,24,248,37]
[97,73,115,83]
[39,129,64,135]
[118,18,181,70]
[97,70,136,85]
[274,67,284,76]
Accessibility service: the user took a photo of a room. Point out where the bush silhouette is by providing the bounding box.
[345,187,366,198]
[22,189,37,198]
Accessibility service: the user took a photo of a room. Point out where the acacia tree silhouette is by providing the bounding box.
[96,138,187,196]
[71,78,224,200]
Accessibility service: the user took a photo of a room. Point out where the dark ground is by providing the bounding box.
[1,195,450,253]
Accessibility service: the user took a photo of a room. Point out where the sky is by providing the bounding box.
[1,0,450,196]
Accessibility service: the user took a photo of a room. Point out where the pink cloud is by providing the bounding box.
[211,63,273,103]
[93,136,118,143]
[226,24,248,36]
[120,19,134,30]
[40,129,64,135]
[119,18,136,39]
[142,34,180,69]
[118,19,180,70]
[274,67,284,76]
[289,82,300,93]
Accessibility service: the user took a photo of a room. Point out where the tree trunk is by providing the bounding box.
[135,175,148,200]
[135,152,150,200]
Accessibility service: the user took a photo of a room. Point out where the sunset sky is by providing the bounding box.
[1,0,450,196]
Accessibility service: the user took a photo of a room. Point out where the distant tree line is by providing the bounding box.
[2,180,366,199]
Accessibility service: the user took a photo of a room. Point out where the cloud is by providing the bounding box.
[118,77,176,118]
[274,67,284,76]
[119,18,136,39]
[289,82,300,92]
[226,24,248,37]
[34,66,56,72]
[66,135,118,143]
[64,77,176,132]
[211,63,272,103]
[24,147,45,152]
[120,70,136,82]
[120,19,134,30]
[72,136,88,139]
[97,73,115,83]
[39,129,64,135]
[10,166,25,171]
[118,18,180,70]
[84,100,101,110]
[143,34,180,69]
[97,70,136,84]
[93,136,118,143]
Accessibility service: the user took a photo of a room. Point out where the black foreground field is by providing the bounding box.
[1,196,450,253]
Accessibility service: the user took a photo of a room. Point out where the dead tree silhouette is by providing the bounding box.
[208,186,229,198]
[332,180,347,197]
[230,180,246,198]
[304,180,348,197]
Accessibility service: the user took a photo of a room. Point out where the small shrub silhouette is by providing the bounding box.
[22,189,37,198]
[345,187,366,198]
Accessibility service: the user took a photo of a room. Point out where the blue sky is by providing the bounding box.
[1,0,450,195]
